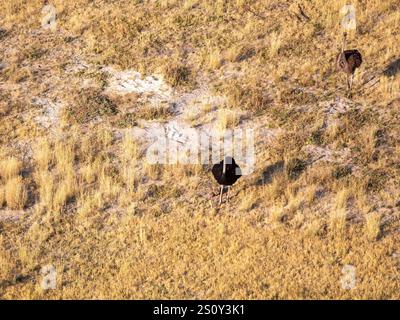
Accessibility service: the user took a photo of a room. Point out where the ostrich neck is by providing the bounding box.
[342,33,347,53]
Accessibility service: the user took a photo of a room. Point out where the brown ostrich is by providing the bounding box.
[336,34,363,91]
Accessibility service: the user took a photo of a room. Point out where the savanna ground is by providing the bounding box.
[0,0,400,299]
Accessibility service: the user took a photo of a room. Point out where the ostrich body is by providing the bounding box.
[212,156,242,205]
[336,35,362,91]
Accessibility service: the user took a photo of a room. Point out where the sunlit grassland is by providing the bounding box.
[0,0,399,299]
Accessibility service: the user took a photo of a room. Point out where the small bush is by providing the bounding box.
[64,88,118,124]
[163,63,191,87]
[285,158,306,180]
[226,81,272,114]
[136,105,174,121]
[332,165,352,180]
[113,113,137,128]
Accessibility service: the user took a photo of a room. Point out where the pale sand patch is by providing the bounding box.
[103,67,173,105]
[32,98,63,129]
[102,67,282,173]
[0,209,24,222]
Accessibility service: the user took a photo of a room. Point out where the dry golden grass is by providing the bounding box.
[365,213,382,241]
[0,157,22,181]
[4,176,27,210]
[34,170,55,209]
[216,109,241,133]
[33,140,53,171]
[0,236,14,280]
[207,49,223,70]
[0,185,5,208]
[0,0,399,300]
[329,207,348,238]
[53,174,77,213]
[269,31,282,58]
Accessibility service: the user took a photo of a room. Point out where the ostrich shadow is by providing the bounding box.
[0,28,8,41]
[383,58,400,77]
[257,160,285,185]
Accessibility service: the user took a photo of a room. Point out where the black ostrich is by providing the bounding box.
[212,156,242,205]
[336,33,363,91]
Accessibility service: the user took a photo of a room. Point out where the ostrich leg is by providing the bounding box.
[347,74,351,91]
[350,74,354,91]
[219,185,223,206]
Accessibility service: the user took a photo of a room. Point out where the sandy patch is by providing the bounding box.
[103,67,173,105]
[0,209,24,223]
[33,98,63,129]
